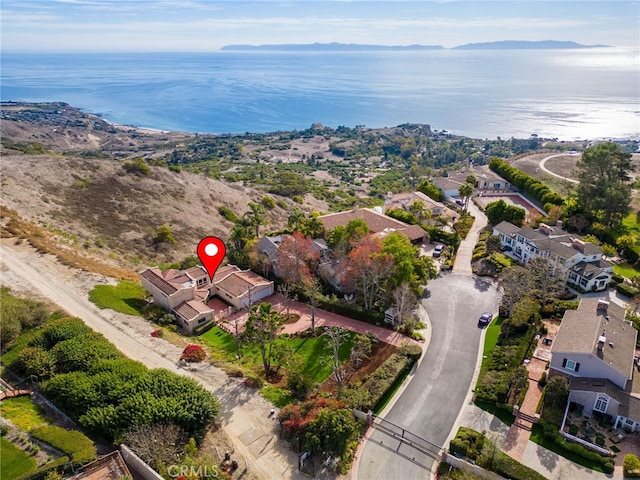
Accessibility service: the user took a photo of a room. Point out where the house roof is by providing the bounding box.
[256,236,281,261]
[140,267,178,296]
[319,207,426,241]
[185,266,208,280]
[552,297,636,379]
[71,451,132,480]
[570,377,640,422]
[430,177,464,192]
[174,300,213,321]
[493,220,521,237]
[213,264,241,283]
[215,268,272,298]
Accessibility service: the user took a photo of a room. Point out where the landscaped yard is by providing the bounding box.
[480,316,503,377]
[1,437,37,479]
[88,280,147,316]
[202,326,356,384]
[614,262,640,279]
[0,396,48,431]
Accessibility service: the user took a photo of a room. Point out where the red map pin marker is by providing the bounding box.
[197,236,226,280]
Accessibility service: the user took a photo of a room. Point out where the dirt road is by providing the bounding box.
[0,239,311,480]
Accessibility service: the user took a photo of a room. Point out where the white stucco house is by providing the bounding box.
[493,221,613,292]
[550,297,640,432]
[140,264,274,334]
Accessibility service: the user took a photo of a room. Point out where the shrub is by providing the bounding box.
[261,195,276,209]
[292,195,304,204]
[624,454,640,477]
[180,344,207,363]
[123,158,150,175]
[616,282,640,298]
[218,206,238,223]
[538,371,547,388]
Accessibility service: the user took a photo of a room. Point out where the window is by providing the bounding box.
[198,318,207,324]
[197,278,207,287]
[562,358,580,372]
[626,418,634,426]
[594,395,609,413]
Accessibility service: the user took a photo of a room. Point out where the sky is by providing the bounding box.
[1,1,638,52]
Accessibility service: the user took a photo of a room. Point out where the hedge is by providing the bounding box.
[194,320,216,336]
[624,454,640,478]
[361,352,414,411]
[493,450,547,480]
[31,425,96,465]
[616,282,640,298]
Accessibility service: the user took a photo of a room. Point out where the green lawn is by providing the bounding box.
[88,280,147,316]
[614,262,640,279]
[1,437,37,479]
[0,396,49,431]
[480,316,503,377]
[202,326,355,384]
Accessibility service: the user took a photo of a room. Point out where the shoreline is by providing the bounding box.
[2,100,639,143]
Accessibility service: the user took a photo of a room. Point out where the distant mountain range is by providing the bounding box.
[221,40,610,51]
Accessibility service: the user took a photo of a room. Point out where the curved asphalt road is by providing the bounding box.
[356,274,500,479]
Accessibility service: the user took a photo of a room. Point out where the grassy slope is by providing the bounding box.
[88,280,147,316]
[1,437,37,479]
[0,397,49,431]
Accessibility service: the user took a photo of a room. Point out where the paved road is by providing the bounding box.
[355,274,500,480]
[539,153,580,184]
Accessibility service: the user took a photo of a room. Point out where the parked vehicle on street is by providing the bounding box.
[478,312,493,327]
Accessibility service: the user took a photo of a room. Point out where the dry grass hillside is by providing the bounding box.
[0,103,320,271]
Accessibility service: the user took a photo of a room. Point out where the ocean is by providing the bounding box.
[1,48,639,140]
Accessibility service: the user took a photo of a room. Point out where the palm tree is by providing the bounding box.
[458,182,474,213]
[245,202,266,238]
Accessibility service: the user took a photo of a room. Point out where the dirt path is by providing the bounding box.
[0,239,316,480]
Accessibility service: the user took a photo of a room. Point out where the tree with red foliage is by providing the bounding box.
[275,232,319,287]
[342,236,393,310]
[180,344,207,363]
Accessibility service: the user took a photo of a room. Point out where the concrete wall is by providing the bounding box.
[120,444,163,480]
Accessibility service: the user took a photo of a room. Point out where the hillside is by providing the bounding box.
[0,103,315,270]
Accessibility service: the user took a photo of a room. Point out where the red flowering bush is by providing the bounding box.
[180,344,207,363]
[150,329,163,338]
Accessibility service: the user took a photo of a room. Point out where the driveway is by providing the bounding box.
[355,273,500,479]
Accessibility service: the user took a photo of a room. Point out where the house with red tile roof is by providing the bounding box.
[140,264,273,334]
[318,207,427,244]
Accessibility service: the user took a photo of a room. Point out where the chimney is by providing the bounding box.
[597,300,610,312]
[556,220,564,229]
[572,239,586,252]
[539,223,553,235]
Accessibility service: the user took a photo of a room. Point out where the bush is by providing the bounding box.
[123,158,150,175]
[261,195,276,209]
[624,454,640,477]
[180,344,207,363]
[538,371,547,388]
[616,282,640,298]
[218,206,238,222]
[361,352,415,411]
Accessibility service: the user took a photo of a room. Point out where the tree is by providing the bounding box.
[243,303,286,378]
[125,424,186,471]
[576,142,634,227]
[408,200,431,224]
[343,236,393,310]
[545,375,569,410]
[527,257,566,305]
[305,408,360,458]
[244,202,266,238]
[458,182,474,212]
[323,327,372,389]
[486,235,502,254]
[382,232,435,291]
[306,276,321,334]
[485,199,525,226]
[393,282,418,332]
[275,232,319,286]
[500,265,534,318]
[152,225,176,246]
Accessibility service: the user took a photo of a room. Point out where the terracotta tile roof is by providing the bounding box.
[174,300,213,321]
[186,266,208,280]
[140,267,178,295]
[216,269,272,298]
[213,265,241,283]
[552,297,636,379]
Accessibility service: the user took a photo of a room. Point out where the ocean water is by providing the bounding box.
[1,49,639,140]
